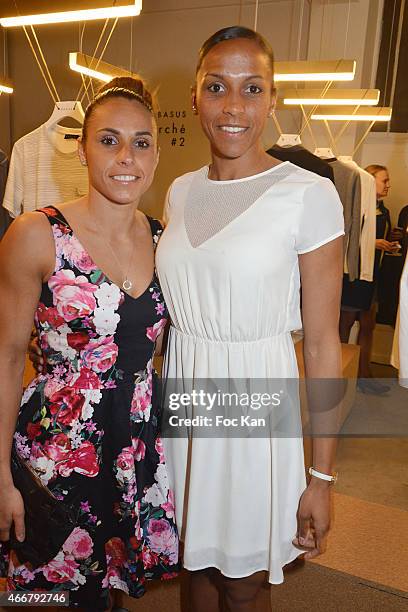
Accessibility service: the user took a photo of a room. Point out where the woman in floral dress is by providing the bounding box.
[0,77,179,609]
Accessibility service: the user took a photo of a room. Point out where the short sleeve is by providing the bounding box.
[295,177,344,254]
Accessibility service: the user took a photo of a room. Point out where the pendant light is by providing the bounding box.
[281,88,380,106]
[274,60,356,82]
[0,1,142,27]
[69,52,131,83]
[0,82,13,94]
[311,107,392,121]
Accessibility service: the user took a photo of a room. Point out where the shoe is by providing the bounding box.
[357,379,391,395]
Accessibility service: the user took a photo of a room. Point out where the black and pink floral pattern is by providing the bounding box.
[0,207,179,608]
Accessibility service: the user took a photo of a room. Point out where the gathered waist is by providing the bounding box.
[169,326,292,346]
[30,368,156,392]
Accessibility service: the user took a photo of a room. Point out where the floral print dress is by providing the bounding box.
[0,207,179,609]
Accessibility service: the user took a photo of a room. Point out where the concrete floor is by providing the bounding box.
[335,437,408,511]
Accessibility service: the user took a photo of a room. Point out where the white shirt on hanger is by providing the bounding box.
[2,123,88,217]
[338,157,376,282]
[391,252,408,387]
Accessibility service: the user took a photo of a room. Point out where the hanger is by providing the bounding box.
[275,134,302,148]
[314,147,336,159]
[44,100,84,130]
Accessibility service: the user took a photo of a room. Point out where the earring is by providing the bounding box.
[192,105,198,114]
[81,159,87,166]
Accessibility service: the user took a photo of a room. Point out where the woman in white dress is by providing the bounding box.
[155,26,344,611]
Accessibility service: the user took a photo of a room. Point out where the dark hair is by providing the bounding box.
[365,164,388,176]
[196,25,275,83]
[82,76,155,140]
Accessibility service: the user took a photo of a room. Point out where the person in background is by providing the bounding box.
[398,204,408,231]
[377,192,407,326]
[397,203,408,258]
[340,164,401,394]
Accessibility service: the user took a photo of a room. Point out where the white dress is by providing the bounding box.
[156,161,344,584]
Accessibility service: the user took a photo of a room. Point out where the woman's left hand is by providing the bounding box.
[292,480,332,559]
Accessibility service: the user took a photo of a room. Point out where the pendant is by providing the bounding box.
[123,279,132,291]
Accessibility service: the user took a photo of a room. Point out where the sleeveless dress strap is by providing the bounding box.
[36,205,71,230]
[146,216,164,250]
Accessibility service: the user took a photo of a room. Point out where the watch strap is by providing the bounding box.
[308,466,337,484]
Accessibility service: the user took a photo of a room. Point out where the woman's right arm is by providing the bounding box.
[0,213,53,542]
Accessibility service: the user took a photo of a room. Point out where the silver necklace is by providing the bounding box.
[93,217,137,292]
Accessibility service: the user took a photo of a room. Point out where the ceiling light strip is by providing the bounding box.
[311,107,392,121]
[0,83,13,94]
[275,59,356,82]
[70,52,132,85]
[282,88,380,106]
[0,1,142,27]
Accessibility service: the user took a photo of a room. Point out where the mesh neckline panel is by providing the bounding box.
[184,164,299,248]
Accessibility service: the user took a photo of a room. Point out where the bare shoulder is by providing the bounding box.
[0,211,55,279]
[4,209,53,236]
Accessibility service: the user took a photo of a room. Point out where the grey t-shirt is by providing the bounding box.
[328,159,361,282]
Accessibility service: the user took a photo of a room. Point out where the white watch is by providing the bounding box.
[308,466,338,484]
